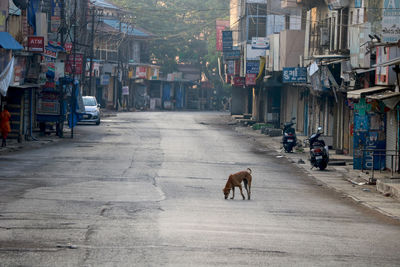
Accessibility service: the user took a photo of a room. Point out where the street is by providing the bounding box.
[1,111,400,266]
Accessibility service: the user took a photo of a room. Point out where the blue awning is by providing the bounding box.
[0,32,23,50]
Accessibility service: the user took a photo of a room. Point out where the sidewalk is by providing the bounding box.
[232,120,400,221]
[0,132,65,155]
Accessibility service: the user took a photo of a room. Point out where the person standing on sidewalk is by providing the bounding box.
[0,105,11,147]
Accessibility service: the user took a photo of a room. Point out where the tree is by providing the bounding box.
[112,0,229,81]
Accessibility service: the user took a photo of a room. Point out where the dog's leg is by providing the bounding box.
[243,179,250,200]
[238,185,245,200]
[248,180,251,200]
[230,187,235,199]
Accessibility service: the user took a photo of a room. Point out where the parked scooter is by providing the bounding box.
[307,126,329,170]
[282,117,297,153]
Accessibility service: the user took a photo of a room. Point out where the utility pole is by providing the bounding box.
[88,7,95,96]
[71,0,78,139]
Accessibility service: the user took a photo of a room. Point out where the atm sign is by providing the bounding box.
[28,36,45,52]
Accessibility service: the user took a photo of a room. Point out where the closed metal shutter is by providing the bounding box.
[386,110,397,171]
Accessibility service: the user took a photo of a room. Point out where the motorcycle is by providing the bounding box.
[282,117,297,153]
[307,126,329,170]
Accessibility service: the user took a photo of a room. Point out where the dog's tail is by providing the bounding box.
[247,168,252,174]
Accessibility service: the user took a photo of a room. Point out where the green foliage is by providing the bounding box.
[111,0,229,79]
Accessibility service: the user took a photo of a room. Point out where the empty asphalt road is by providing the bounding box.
[1,111,400,266]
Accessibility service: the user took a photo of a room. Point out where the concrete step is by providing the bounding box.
[376,179,400,199]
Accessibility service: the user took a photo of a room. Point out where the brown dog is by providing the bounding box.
[223,168,252,200]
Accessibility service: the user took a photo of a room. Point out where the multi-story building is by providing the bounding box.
[228,0,400,173]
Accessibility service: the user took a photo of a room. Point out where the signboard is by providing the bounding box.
[246,73,257,86]
[43,46,58,58]
[246,44,266,60]
[0,10,6,32]
[231,76,245,87]
[251,37,269,50]
[227,61,234,75]
[246,61,260,74]
[51,16,61,32]
[282,67,307,83]
[64,43,73,53]
[136,66,147,79]
[382,0,400,42]
[224,49,240,60]
[65,53,83,75]
[216,20,229,52]
[222,30,233,51]
[122,86,129,96]
[28,36,45,52]
[36,90,60,115]
[100,74,110,85]
[375,46,389,85]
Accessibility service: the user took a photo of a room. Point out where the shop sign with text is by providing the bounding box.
[282,67,307,83]
[231,76,245,87]
[28,36,45,52]
[65,53,83,74]
[246,73,257,86]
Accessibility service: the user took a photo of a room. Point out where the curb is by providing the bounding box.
[233,123,400,222]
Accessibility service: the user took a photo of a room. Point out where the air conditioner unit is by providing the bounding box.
[320,27,329,46]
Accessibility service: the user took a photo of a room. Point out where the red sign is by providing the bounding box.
[231,76,245,87]
[28,36,44,52]
[43,47,57,58]
[216,20,230,52]
[135,66,147,79]
[245,73,257,86]
[64,43,73,54]
[65,53,83,75]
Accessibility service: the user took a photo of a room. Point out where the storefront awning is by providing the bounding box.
[0,32,23,50]
[372,56,400,68]
[354,68,375,74]
[367,91,400,109]
[347,86,391,99]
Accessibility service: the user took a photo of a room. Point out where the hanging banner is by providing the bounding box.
[222,30,233,51]
[216,20,230,52]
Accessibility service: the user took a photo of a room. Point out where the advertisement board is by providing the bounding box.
[136,66,147,79]
[251,37,269,50]
[282,67,307,83]
[231,76,245,87]
[28,36,45,52]
[246,61,260,74]
[245,74,257,86]
[65,53,84,75]
[216,20,230,52]
[382,0,400,42]
[224,49,240,60]
[222,31,233,51]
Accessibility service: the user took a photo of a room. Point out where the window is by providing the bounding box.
[248,16,267,40]
[246,3,267,41]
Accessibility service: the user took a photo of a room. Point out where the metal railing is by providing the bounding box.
[358,149,400,184]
